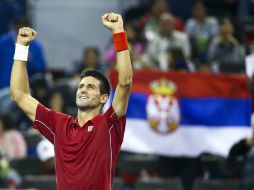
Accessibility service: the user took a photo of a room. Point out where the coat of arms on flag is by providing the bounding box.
[147,78,180,134]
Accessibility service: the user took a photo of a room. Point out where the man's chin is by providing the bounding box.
[77,104,89,110]
[76,103,95,111]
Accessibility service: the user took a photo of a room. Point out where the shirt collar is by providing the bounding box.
[72,114,101,127]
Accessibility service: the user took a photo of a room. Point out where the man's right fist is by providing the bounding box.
[17,27,37,46]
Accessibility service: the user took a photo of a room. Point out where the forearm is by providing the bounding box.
[113,30,132,86]
[112,47,132,116]
[10,60,30,101]
[116,49,133,86]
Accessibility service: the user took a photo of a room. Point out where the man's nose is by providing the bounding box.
[80,87,87,93]
[80,89,85,93]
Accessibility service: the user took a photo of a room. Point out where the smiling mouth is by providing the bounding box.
[79,96,89,100]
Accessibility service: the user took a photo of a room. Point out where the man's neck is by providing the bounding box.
[196,16,205,24]
[77,107,100,127]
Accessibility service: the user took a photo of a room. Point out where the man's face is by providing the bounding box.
[193,2,206,19]
[220,19,233,37]
[160,18,173,37]
[153,0,168,17]
[83,50,99,68]
[76,76,102,110]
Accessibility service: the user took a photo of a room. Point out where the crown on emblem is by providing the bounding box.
[150,78,177,96]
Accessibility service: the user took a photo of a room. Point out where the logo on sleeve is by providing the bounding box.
[87,125,94,132]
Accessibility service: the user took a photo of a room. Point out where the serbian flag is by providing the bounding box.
[109,70,252,157]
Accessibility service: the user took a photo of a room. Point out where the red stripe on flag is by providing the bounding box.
[109,70,250,98]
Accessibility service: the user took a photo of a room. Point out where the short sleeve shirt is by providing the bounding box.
[33,104,126,190]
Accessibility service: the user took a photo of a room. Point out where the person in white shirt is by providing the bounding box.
[145,13,190,71]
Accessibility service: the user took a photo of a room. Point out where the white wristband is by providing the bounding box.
[13,44,29,62]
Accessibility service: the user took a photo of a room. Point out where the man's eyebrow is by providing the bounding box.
[79,83,96,87]
[87,84,96,87]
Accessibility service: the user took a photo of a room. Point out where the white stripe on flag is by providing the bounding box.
[122,119,252,157]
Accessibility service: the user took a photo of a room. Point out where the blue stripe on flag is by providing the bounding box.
[180,98,251,126]
[126,93,251,127]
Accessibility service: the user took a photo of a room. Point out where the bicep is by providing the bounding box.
[15,94,39,122]
[112,83,131,117]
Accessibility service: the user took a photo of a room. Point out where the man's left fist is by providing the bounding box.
[102,13,124,33]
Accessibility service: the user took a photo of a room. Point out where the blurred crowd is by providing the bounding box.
[0,0,254,189]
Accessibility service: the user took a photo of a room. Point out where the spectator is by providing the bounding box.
[228,133,254,189]
[196,56,212,73]
[36,138,55,175]
[207,16,245,72]
[0,114,27,161]
[47,89,66,113]
[166,47,195,72]
[145,13,191,71]
[143,0,184,41]
[0,17,46,89]
[185,0,219,61]
[239,143,254,190]
[66,47,105,78]
[30,74,49,106]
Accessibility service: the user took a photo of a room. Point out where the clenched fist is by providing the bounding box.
[101,13,124,34]
[17,27,37,46]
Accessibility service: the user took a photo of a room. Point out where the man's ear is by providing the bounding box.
[100,94,108,104]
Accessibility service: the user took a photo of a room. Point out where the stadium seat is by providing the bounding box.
[135,178,183,190]
[21,176,122,190]
[118,154,159,173]
[219,63,245,74]
[118,154,159,187]
[199,154,226,179]
[193,178,240,190]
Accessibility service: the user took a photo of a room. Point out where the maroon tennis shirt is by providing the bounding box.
[33,103,126,190]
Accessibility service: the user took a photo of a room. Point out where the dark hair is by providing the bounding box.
[83,47,100,58]
[80,69,110,96]
[152,0,167,6]
[192,0,205,7]
[218,15,234,26]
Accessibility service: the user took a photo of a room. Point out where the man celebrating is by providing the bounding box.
[10,13,132,190]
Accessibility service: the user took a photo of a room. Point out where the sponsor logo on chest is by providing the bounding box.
[87,125,94,132]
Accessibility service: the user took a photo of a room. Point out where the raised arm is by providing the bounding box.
[102,13,133,117]
[10,27,39,121]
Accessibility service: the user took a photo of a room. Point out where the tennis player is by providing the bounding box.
[10,13,132,190]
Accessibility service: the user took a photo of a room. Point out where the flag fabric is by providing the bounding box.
[109,70,252,157]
